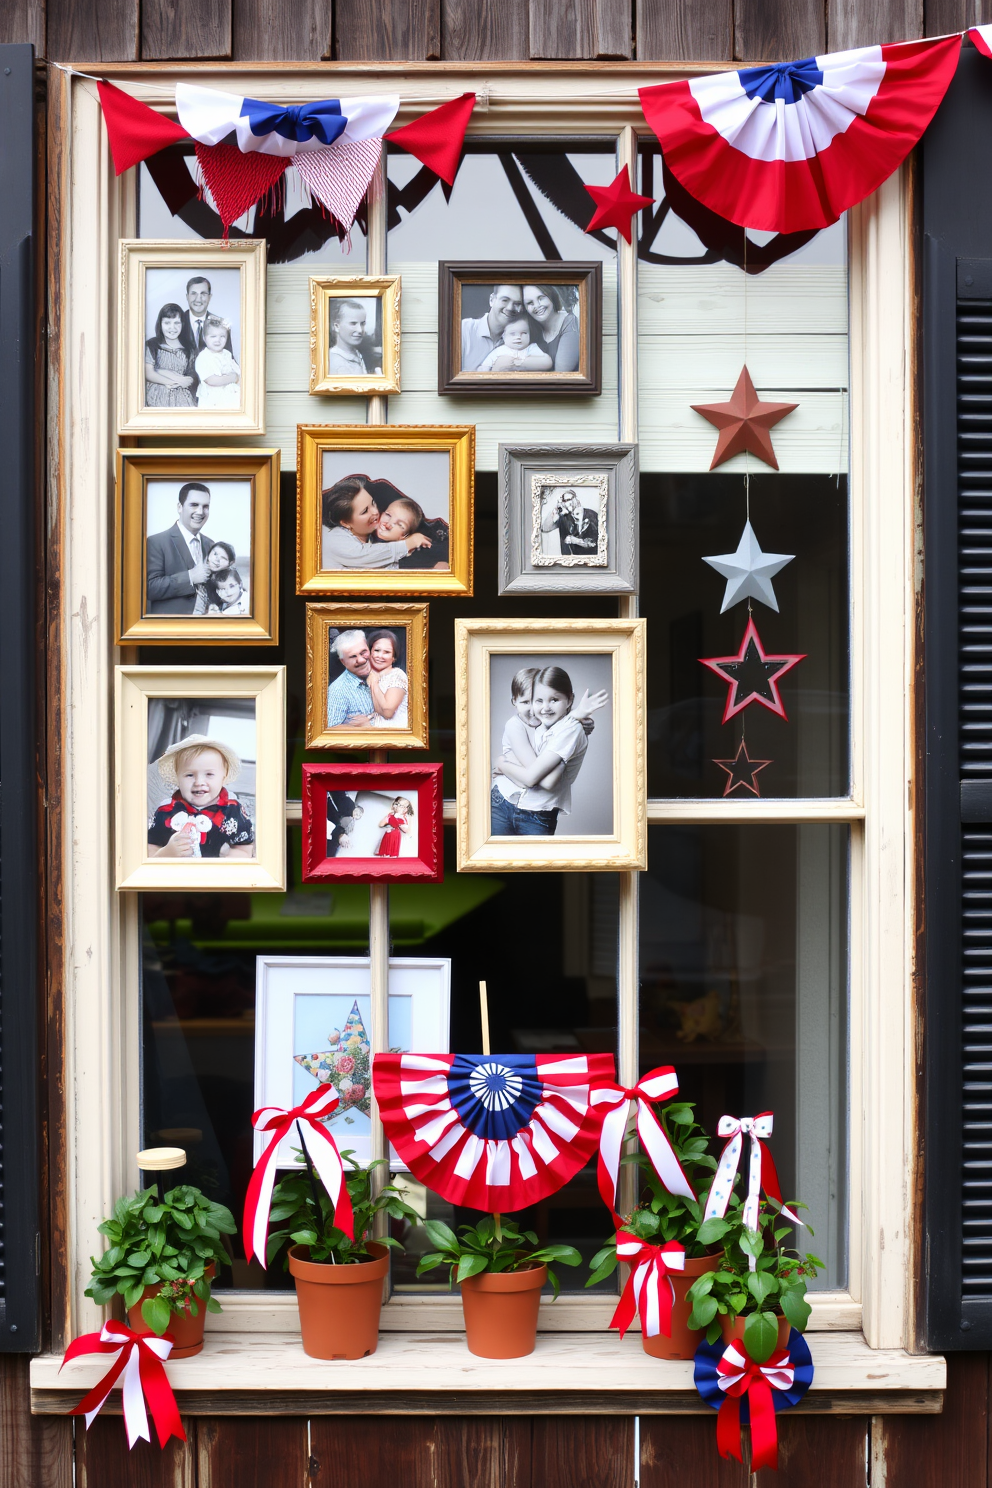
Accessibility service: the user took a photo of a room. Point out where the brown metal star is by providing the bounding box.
[692,366,798,471]
[713,740,772,797]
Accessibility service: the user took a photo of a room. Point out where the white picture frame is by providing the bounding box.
[253,955,451,1170]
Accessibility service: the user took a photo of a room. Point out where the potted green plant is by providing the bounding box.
[686,1199,823,1363]
[266,1150,419,1360]
[85,1184,237,1358]
[417,1215,581,1358]
[586,1100,729,1359]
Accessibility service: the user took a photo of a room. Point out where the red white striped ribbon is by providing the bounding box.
[716,1340,795,1472]
[610,1236,686,1339]
[592,1067,695,1220]
[703,1112,801,1264]
[61,1322,184,1449]
[243,1084,355,1267]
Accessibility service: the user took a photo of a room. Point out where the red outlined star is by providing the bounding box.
[584,166,654,244]
[713,741,772,797]
[691,365,798,470]
[700,617,806,723]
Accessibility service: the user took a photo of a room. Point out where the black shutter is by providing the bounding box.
[0,42,39,1352]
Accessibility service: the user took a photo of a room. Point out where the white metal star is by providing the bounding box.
[702,521,795,613]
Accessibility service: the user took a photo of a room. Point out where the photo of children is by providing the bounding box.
[326,295,383,377]
[325,788,419,861]
[194,316,241,408]
[489,653,614,838]
[143,266,241,412]
[320,449,451,574]
[146,698,256,860]
[144,479,251,618]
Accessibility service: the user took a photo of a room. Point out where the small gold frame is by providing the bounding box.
[305,602,429,749]
[115,448,280,645]
[297,424,475,597]
[309,275,401,395]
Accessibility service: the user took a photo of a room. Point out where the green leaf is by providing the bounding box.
[779,1287,811,1332]
[696,1218,731,1246]
[533,1245,581,1266]
[743,1311,780,1364]
[416,1253,448,1276]
[206,1296,223,1314]
[456,1254,489,1284]
[423,1219,459,1253]
[687,1295,718,1330]
[586,1256,619,1288]
[746,1272,778,1306]
[140,1296,172,1335]
[123,1283,145,1310]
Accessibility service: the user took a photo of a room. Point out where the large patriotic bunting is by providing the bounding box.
[373,1052,615,1211]
[639,35,962,232]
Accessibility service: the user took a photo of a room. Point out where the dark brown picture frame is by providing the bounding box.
[437,261,603,397]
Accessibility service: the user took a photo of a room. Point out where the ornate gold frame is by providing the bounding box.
[115,666,286,891]
[309,275,401,395]
[305,602,429,749]
[296,424,475,596]
[117,239,267,435]
[115,448,280,645]
[455,618,647,872]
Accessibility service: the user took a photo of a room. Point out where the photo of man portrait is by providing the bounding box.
[182,275,233,354]
[326,630,375,729]
[146,481,217,615]
[541,486,600,558]
[460,283,522,371]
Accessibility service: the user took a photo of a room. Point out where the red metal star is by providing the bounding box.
[584,166,653,244]
[700,617,806,723]
[691,366,798,471]
[713,741,772,797]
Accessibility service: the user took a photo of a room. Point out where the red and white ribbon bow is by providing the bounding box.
[716,1339,795,1473]
[60,1322,184,1449]
[611,1235,686,1340]
[592,1067,695,1220]
[243,1084,355,1267]
[703,1113,800,1263]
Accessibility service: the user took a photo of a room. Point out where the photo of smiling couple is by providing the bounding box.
[326,628,409,731]
[489,653,614,838]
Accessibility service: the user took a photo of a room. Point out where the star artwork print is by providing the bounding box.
[700,618,806,723]
[294,999,372,1119]
[713,740,772,796]
[692,366,797,471]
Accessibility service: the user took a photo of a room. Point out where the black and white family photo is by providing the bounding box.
[325,626,410,733]
[143,266,242,411]
[144,479,251,618]
[320,450,451,574]
[146,698,257,861]
[326,789,419,860]
[460,281,581,374]
[326,294,384,377]
[532,478,608,567]
[489,652,614,838]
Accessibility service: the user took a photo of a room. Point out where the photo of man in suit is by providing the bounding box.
[540,487,600,558]
[146,482,216,614]
[182,277,233,355]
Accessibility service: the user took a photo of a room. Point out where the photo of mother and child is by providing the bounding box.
[490,657,613,837]
[320,457,451,574]
[460,282,580,374]
[144,271,241,410]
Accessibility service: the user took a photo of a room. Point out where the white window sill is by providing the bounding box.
[31,1331,946,1417]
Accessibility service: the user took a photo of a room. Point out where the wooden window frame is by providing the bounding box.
[45,61,919,1366]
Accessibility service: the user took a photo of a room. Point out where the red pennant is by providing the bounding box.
[195,141,288,234]
[388,92,476,187]
[97,80,190,177]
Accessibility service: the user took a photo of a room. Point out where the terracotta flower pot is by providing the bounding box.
[719,1311,792,1357]
[126,1264,216,1360]
[288,1242,389,1360]
[459,1264,547,1359]
[641,1252,722,1360]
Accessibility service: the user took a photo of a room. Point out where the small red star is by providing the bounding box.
[692,366,798,471]
[584,166,653,244]
[713,741,772,797]
[700,617,806,723]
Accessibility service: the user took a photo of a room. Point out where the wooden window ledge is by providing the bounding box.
[30,1331,946,1417]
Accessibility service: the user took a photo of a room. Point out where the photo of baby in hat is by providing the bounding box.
[147,733,255,859]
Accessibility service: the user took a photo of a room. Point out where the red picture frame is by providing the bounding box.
[301,763,443,883]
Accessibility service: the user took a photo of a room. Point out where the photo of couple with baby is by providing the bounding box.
[460,281,581,375]
[143,268,242,411]
[489,653,614,838]
[320,449,451,575]
[145,480,250,618]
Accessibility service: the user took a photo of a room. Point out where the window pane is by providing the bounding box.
[639,824,848,1289]
[389,830,620,1295]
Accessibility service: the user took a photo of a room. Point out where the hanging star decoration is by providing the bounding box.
[703,520,795,612]
[584,165,654,243]
[692,367,798,471]
[713,741,772,797]
[700,618,806,723]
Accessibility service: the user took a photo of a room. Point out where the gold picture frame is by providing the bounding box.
[455,618,647,872]
[115,448,280,645]
[305,603,429,749]
[118,239,266,435]
[309,275,401,395]
[115,666,286,892]
[296,424,475,597]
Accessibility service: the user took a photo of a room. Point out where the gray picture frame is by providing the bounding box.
[498,442,638,596]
